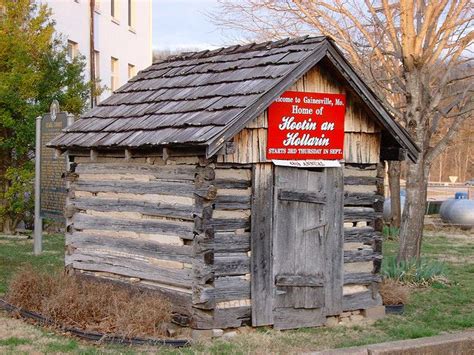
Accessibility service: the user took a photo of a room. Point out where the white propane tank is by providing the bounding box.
[445,199,474,229]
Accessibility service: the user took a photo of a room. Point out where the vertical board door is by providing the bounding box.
[272,166,343,330]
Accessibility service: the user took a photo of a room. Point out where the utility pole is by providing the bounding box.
[34,116,42,255]
[90,0,96,107]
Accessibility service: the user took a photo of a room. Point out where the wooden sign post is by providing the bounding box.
[33,116,43,255]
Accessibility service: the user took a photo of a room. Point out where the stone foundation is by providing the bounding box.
[192,306,386,340]
[326,306,386,327]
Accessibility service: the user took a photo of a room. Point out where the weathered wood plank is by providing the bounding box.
[344,192,383,206]
[214,163,253,169]
[325,167,344,315]
[344,272,382,285]
[343,288,382,311]
[278,189,326,204]
[191,308,214,329]
[344,227,381,243]
[200,232,250,253]
[273,308,325,330]
[192,161,217,311]
[73,213,194,239]
[72,197,195,221]
[75,162,197,180]
[214,306,251,328]
[214,277,250,302]
[344,207,377,222]
[213,195,251,210]
[211,218,250,231]
[214,253,250,276]
[66,253,193,288]
[192,284,214,310]
[194,185,217,200]
[66,232,194,264]
[73,180,195,196]
[250,163,274,326]
[344,249,382,263]
[344,163,377,171]
[275,274,324,287]
[214,179,251,189]
[344,176,381,185]
[197,277,250,303]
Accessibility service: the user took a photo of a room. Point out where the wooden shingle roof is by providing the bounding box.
[49,36,419,161]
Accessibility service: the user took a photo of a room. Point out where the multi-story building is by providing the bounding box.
[45,0,152,104]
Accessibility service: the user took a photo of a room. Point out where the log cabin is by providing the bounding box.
[49,36,419,330]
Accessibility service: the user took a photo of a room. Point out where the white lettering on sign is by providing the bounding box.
[283,133,330,147]
[278,116,317,130]
[303,96,334,106]
[321,121,335,130]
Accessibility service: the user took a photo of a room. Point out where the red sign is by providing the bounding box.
[267,91,346,160]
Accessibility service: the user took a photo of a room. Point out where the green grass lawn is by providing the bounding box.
[0,234,64,294]
[0,231,473,353]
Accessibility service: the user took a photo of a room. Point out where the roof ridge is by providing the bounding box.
[152,35,327,65]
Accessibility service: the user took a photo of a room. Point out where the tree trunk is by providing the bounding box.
[438,152,443,182]
[398,69,430,262]
[388,161,401,229]
[2,217,15,235]
[0,144,8,233]
[398,158,429,261]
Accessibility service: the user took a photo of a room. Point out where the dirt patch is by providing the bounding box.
[424,220,474,239]
[425,231,473,242]
[0,310,44,340]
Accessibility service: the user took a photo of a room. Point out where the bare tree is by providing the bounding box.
[212,0,473,260]
[430,119,473,182]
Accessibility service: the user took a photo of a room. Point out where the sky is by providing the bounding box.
[152,0,232,51]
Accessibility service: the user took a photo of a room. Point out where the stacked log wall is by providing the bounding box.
[193,162,252,328]
[342,163,384,311]
[65,154,200,323]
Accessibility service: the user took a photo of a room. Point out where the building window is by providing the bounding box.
[67,40,78,60]
[128,64,136,79]
[111,57,119,91]
[94,50,100,80]
[128,0,135,28]
[111,0,119,21]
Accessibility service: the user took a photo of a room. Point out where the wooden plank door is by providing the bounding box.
[272,167,343,330]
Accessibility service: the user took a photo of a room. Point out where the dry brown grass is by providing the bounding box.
[379,279,410,305]
[5,266,172,338]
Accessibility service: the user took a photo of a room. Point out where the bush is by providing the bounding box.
[0,165,34,233]
[381,256,447,286]
[5,266,172,338]
[379,279,409,305]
